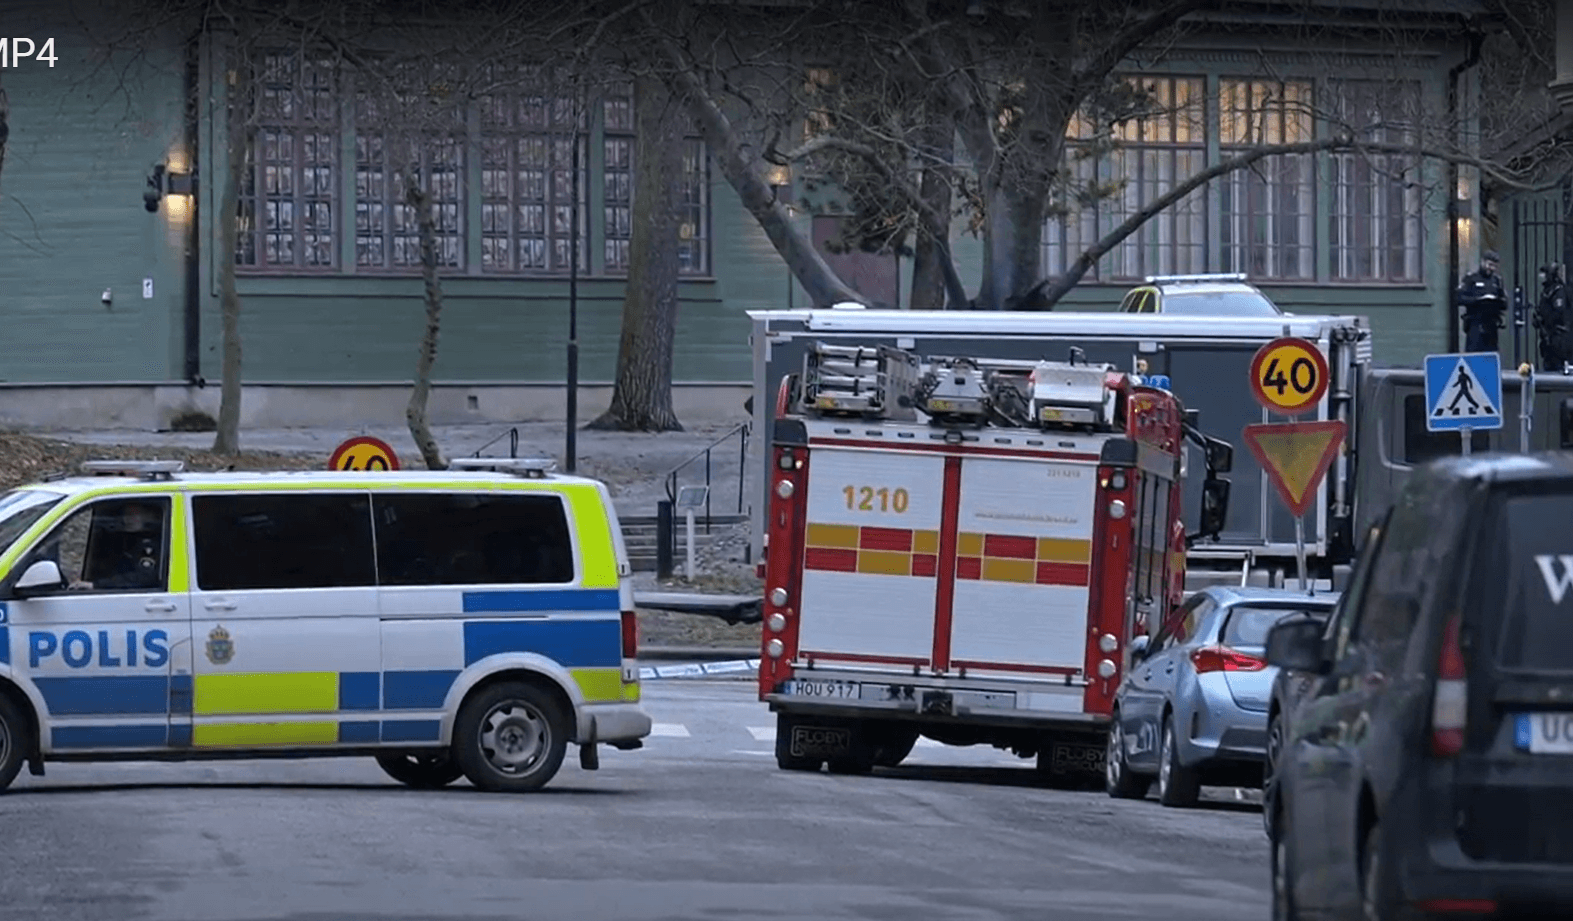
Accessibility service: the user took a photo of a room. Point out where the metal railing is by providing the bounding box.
[471,426,520,458]
[664,421,749,533]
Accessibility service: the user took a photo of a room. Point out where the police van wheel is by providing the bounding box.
[375,753,463,790]
[0,695,26,793]
[454,681,568,793]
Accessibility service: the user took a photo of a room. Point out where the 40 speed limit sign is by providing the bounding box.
[1249,337,1329,416]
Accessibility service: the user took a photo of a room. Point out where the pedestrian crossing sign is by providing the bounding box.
[1424,352,1503,432]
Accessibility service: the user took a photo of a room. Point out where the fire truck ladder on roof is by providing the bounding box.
[797,342,920,420]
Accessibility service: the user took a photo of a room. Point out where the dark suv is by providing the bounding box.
[1265,453,1573,920]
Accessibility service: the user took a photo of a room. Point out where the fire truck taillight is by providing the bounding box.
[766,612,786,632]
[777,449,796,470]
[769,587,789,606]
[1098,633,1118,653]
[1108,499,1128,519]
[776,479,795,499]
[1108,471,1127,490]
[765,638,785,658]
[1097,659,1117,678]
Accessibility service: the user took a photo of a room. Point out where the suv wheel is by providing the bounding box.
[1266,710,1284,782]
[1361,822,1398,921]
[1271,811,1300,921]
[0,696,25,793]
[453,681,569,792]
[1157,715,1201,807]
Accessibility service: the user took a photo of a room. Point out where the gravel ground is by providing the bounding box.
[4,426,763,651]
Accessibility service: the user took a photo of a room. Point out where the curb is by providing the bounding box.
[638,646,758,661]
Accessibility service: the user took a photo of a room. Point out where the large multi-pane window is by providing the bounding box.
[1044,76,1207,281]
[1219,78,1316,281]
[236,57,709,278]
[237,52,339,270]
[1044,73,1424,287]
[1327,79,1425,283]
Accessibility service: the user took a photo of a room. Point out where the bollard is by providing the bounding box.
[656,500,674,580]
[685,506,698,580]
[1520,363,1535,452]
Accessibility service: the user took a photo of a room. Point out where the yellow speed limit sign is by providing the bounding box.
[328,436,401,471]
[1249,337,1329,416]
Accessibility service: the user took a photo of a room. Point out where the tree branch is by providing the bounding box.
[1072,1,1216,88]
[1033,134,1535,308]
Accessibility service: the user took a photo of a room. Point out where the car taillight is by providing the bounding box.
[1431,614,1467,757]
[621,610,638,659]
[1190,645,1266,674]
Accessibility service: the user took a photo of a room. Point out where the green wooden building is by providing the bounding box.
[0,1,1497,428]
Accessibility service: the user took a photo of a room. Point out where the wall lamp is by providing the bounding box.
[767,163,791,206]
[144,162,197,213]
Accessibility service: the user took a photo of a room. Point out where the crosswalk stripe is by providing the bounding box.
[650,723,691,737]
[747,726,775,741]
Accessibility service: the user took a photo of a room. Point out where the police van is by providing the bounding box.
[0,457,651,793]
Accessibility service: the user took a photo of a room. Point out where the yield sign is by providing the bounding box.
[1241,420,1347,518]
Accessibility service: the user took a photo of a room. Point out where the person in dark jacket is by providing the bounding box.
[1535,263,1570,373]
[1457,250,1508,353]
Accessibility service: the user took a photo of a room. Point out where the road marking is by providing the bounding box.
[650,723,691,737]
[747,726,774,741]
[731,750,774,756]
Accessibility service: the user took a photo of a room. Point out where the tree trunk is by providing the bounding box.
[211,78,248,456]
[909,118,954,311]
[975,183,1050,312]
[405,177,447,469]
[653,32,864,307]
[588,73,684,432]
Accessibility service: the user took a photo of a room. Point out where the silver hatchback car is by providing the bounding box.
[1105,585,1339,807]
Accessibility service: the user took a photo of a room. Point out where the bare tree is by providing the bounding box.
[641,0,1554,312]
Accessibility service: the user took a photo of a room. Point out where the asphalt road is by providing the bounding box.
[0,679,1270,921]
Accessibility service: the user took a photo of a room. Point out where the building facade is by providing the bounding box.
[0,1,1490,428]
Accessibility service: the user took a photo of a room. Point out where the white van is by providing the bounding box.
[0,457,651,793]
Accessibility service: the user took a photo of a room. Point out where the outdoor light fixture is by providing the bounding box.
[144,162,197,213]
[766,163,791,204]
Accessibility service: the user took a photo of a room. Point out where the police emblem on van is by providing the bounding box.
[206,625,234,665]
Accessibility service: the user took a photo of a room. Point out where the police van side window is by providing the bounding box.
[192,493,376,590]
[372,493,574,586]
[26,497,172,594]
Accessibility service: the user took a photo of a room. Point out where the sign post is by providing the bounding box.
[1423,352,1504,456]
[1247,337,1340,592]
[328,436,401,471]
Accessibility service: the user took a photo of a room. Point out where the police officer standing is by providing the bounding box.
[1535,263,1569,372]
[1457,249,1508,353]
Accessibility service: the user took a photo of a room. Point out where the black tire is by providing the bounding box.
[871,725,919,768]
[453,681,569,793]
[1105,713,1149,800]
[774,713,823,772]
[375,753,463,789]
[1266,709,1284,785]
[1271,803,1302,921]
[0,695,26,793]
[1157,714,1201,807]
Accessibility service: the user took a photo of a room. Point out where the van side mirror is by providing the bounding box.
[13,560,64,597]
[1265,617,1329,674]
[1205,437,1233,474]
[1199,476,1230,539]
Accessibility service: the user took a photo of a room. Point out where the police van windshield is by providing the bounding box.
[0,489,65,558]
[1471,491,1573,674]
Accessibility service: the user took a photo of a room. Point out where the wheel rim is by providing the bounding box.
[1267,717,1282,779]
[1106,724,1122,789]
[478,699,550,775]
[0,714,9,771]
[1159,724,1172,794]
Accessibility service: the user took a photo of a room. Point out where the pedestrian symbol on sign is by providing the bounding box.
[1433,358,1496,418]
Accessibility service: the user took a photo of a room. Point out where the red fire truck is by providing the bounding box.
[756,343,1232,783]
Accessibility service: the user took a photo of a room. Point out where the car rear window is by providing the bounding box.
[1223,604,1334,649]
[1475,492,1573,673]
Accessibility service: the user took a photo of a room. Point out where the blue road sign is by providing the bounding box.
[1425,352,1503,432]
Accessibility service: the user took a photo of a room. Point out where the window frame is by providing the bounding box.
[369,490,580,588]
[20,495,175,595]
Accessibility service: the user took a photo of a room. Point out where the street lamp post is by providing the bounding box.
[565,101,581,473]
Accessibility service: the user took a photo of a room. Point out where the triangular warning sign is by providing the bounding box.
[1241,420,1347,518]
[1430,357,1496,418]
